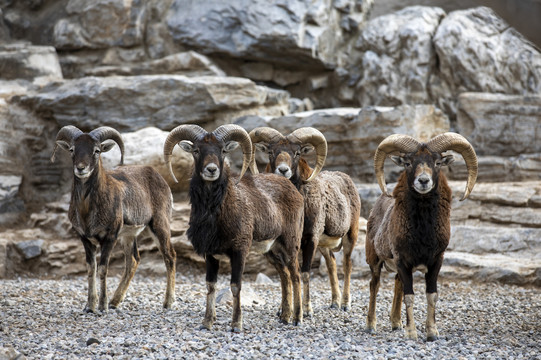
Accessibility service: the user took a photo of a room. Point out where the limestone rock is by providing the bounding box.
[237,104,450,183]
[352,6,445,106]
[166,0,373,68]
[15,239,44,260]
[12,75,290,132]
[0,44,63,84]
[53,0,146,50]
[431,7,541,118]
[456,93,541,156]
[0,100,68,211]
[83,51,226,78]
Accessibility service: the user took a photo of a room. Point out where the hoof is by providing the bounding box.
[199,324,212,331]
[330,303,340,310]
[231,327,242,333]
[279,318,290,325]
[108,304,118,310]
[83,307,96,314]
[303,310,313,318]
[427,335,439,342]
[293,320,302,326]
[341,305,350,312]
[391,326,403,331]
[364,327,376,335]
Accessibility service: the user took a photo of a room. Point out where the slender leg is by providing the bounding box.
[229,251,246,333]
[341,225,357,311]
[320,248,341,310]
[82,238,98,313]
[97,238,115,312]
[110,238,140,309]
[390,274,404,330]
[365,261,382,333]
[300,234,316,317]
[153,222,177,309]
[266,252,292,324]
[425,256,443,341]
[398,263,416,340]
[288,255,303,326]
[201,255,219,330]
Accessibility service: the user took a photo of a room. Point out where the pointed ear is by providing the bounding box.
[300,144,314,155]
[178,140,194,153]
[56,140,71,152]
[224,141,239,153]
[101,139,117,153]
[254,143,268,153]
[441,154,455,167]
[390,155,406,167]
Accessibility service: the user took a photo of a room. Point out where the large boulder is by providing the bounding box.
[237,104,450,183]
[431,7,541,118]
[11,75,290,132]
[166,0,373,68]
[350,6,445,106]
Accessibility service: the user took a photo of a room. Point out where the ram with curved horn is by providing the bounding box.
[249,127,361,316]
[51,126,176,313]
[164,124,304,332]
[365,132,478,341]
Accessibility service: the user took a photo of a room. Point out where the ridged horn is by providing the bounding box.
[51,125,84,163]
[427,132,478,201]
[287,127,328,182]
[163,124,207,183]
[248,127,286,175]
[89,126,125,165]
[374,134,420,197]
[214,124,252,184]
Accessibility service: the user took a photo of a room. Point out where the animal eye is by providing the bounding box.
[404,162,411,168]
[294,151,300,158]
[94,149,101,155]
[193,149,199,155]
[435,160,442,167]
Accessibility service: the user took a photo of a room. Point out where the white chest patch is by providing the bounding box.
[318,234,342,249]
[251,239,276,254]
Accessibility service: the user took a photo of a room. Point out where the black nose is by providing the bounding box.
[208,167,217,174]
[278,166,288,174]
[76,164,85,171]
[419,178,430,185]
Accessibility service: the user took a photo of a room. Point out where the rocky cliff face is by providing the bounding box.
[0,2,540,285]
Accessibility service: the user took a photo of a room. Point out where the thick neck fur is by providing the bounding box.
[393,171,442,257]
[187,166,230,256]
[71,161,106,213]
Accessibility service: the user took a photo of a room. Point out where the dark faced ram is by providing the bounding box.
[365,132,478,341]
[51,126,176,313]
[249,127,361,316]
[163,124,304,332]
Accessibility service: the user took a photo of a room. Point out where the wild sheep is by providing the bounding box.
[51,126,176,313]
[163,124,304,332]
[249,127,361,315]
[365,132,478,341]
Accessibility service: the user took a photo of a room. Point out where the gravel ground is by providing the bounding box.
[1,270,540,360]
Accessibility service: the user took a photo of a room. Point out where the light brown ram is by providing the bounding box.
[51,126,176,313]
[365,132,478,341]
[249,127,361,316]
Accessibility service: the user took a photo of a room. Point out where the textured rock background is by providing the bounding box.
[0,1,540,286]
